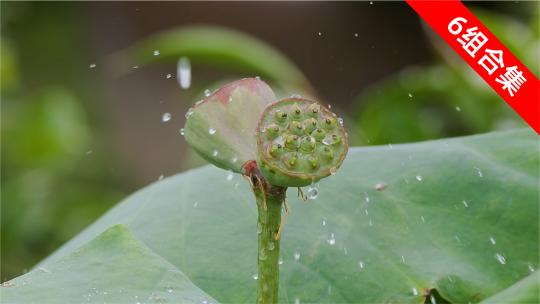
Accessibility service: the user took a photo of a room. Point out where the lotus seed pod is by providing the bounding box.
[183,78,276,173]
[299,137,315,153]
[274,110,288,124]
[303,118,318,133]
[307,103,320,117]
[284,135,298,151]
[265,124,280,139]
[323,117,337,130]
[312,128,326,141]
[290,104,303,121]
[289,121,305,136]
[256,97,348,187]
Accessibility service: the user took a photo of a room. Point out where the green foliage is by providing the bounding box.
[3,129,537,303]
[354,6,539,145]
[110,26,313,95]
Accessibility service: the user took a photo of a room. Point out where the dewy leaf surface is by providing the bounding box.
[3,129,538,303]
[1,225,217,303]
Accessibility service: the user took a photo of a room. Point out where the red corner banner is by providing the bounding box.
[406,0,540,134]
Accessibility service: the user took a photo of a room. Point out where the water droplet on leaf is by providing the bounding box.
[327,233,336,245]
[495,253,506,265]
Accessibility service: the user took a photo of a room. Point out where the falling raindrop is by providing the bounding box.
[132,65,139,69]
[193,201,199,208]
[408,92,413,98]
[364,209,369,215]
[495,253,506,265]
[226,172,234,181]
[420,215,425,223]
[252,273,259,280]
[455,106,461,112]
[401,255,406,263]
[317,32,322,36]
[474,167,483,177]
[166,287,173,293]
[89,63,96,69]
[294,298,300,304]
[162,112,172,122]
[208,127,217,135]
[166,73,172,79]
[462,200,469,208]
[354,33,359,37]
[278,257,284,265]
[364,192,370,203]
[179,128,185,136]
[369,219,373,227]
[375,183,386,191]
[204,89,212,97]
[327,233,336,245]
[177,57,191,89]
[430,294,437,304]
[358,261,364,269]
[528,264,534,272]
[158,175,164,181]
[153,50,160,56]
[343,247,348,255]
[412,287,418,296]
[489,236,496,245]
[231,156,238,163]
[293,251,301,261]
[212,150,219,157]
[322,219,326,226]
[415,175,423,181]
[257,222,262,234]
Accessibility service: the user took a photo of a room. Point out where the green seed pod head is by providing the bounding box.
[256,97,348,187]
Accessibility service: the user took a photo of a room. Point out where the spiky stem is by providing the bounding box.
[253,178,286,304]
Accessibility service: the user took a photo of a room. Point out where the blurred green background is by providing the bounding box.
[1,2,538,281]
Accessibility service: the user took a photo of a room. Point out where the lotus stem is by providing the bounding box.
[253,177,286,304]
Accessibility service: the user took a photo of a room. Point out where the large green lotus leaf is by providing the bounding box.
[3,129,538,303]
[0,225,217,304]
